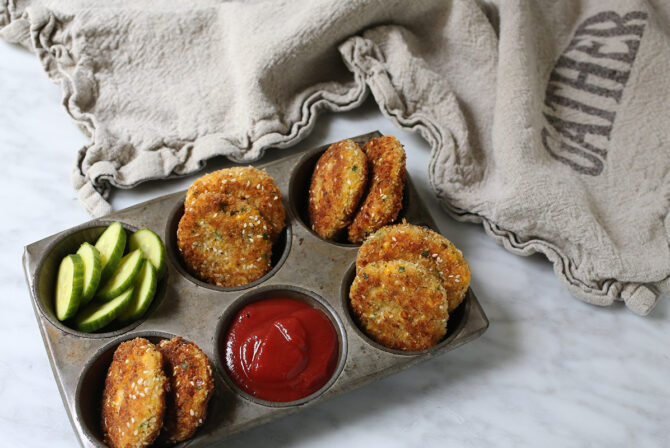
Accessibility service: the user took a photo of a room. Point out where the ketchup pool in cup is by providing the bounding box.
[222,297,339,402]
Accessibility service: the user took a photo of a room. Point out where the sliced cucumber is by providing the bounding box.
[54,254,84,321]
[128,228,167,279]
[96,249,143,301]
[118,260,157,323]
[76,242,102,304]
[95,222,127,283]
[75,287,134,333]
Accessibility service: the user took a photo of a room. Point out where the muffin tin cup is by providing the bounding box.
[75,331,177,447]
[32,221,168,339]
[213,285,348,408]
[165,196,293,292]
[22,131,489,448]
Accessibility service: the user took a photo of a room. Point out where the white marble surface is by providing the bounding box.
[1,39,669,448]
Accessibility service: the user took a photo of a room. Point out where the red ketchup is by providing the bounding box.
[223,297,339,402]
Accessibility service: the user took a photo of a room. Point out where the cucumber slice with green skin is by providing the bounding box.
[118,259,157,323]
[96,249,143,301]
[75,287,134,333]
[54,254,84,321]
[76,242,102,304]
[95,222,127,283]
[128,229,167,279]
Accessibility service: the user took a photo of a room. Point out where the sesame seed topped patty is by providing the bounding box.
[177,196,273,287]
[156,337,214,445]
[349,260,449,351]
[348,136,406,243]
[357,222,471,312]
[308,139,369,240]
[185,166,285,240]
[102,338,168,448]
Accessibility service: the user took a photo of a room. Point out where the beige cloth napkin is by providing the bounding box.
[2,0,668,315]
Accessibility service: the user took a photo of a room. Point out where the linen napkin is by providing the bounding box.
[2,0,668,315]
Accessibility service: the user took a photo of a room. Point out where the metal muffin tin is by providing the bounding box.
[22,131,489,448]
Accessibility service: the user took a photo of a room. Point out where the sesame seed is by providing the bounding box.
[432,253,438,258]
[190,409,195,416]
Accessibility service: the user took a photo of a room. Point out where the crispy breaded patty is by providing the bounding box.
[349,260,448,351]
[177,197,273,287]
[185,166,285,239]
[348,136,406,243]
[308,139,368,239]
[156,337,214,444]
[357,222,471,311]
[102,338,167,448]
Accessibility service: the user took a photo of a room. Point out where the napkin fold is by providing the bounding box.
[2,0,669,315]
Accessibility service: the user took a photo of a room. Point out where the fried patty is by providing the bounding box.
[308,139,369,239]
[185,166,285,239]
[102,338,168,448]
[348,136,406,243]
[156,337,214,445]
[177,197,273,287]
[357,222,471,311]
[349,260,449,351]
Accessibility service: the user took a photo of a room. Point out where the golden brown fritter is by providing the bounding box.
[349,260,448,351]
[356,222,471,311]
[348,136,406,243]
[185,166,285,239]
[308,139,369,239]
[177,197,273,287]
[156,337,214,445]
[102,338,168,448]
